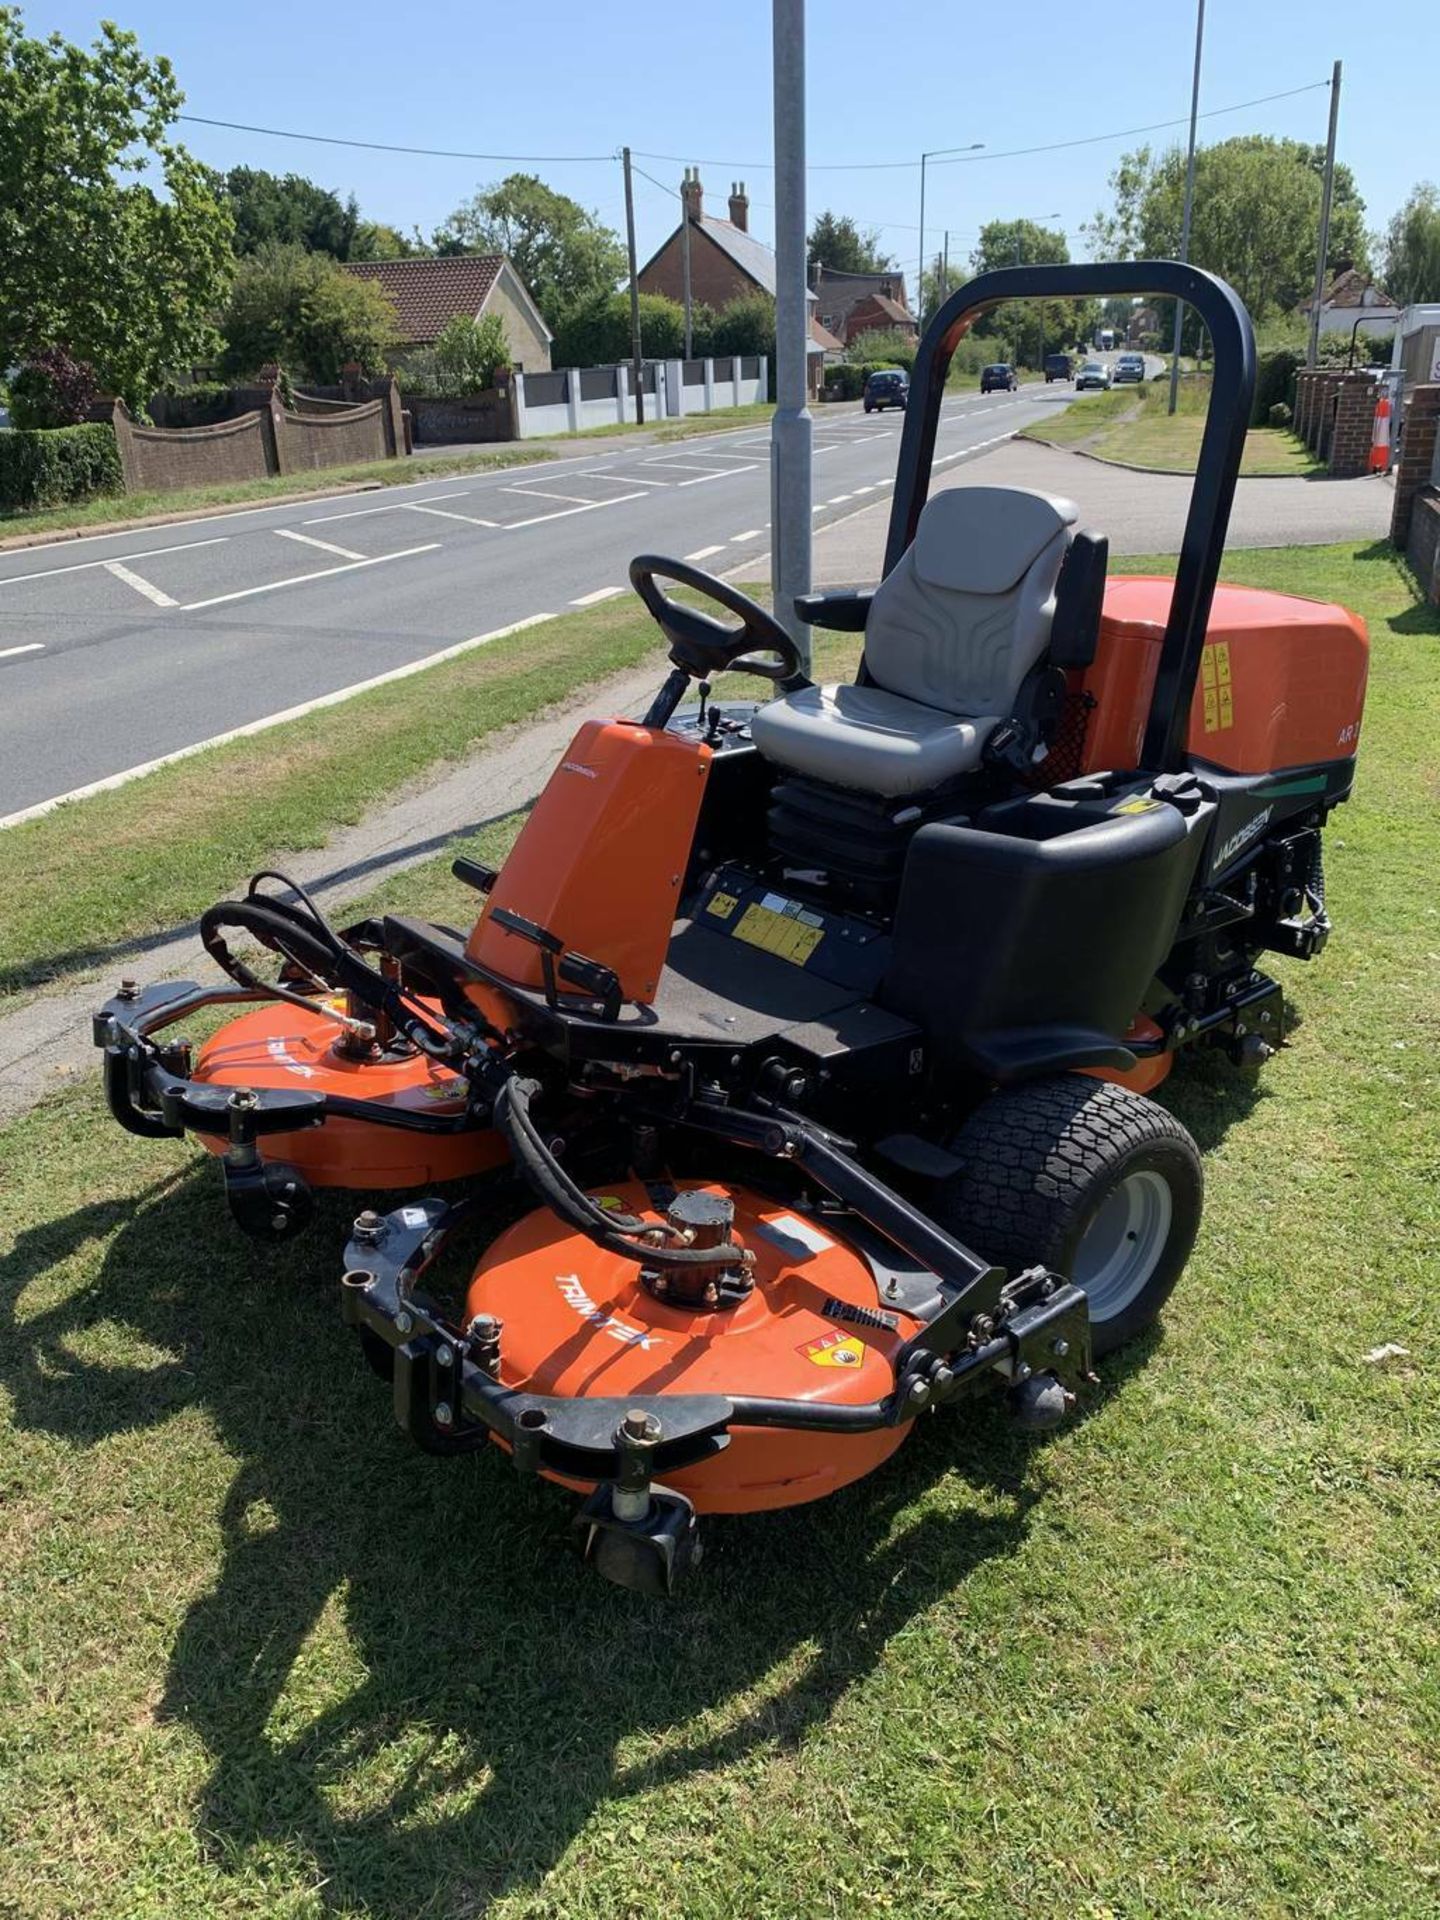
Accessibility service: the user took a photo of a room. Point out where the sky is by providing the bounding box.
[31,0,1438,287]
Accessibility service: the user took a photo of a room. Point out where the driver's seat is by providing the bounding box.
[750,486,1079,798]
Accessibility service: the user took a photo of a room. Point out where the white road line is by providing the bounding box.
[685,545,725,562]
[501,485,605,506]
[730,529,762,541]
[0,535,228,589]
[579,470,670,486]
[181,543,440,611]
[827,495,853,506]
[399,503,501,528]
[305,492,469,525]
[812,444,842,456]
[273,527,366,561]
[673,466,759,486]
[103,560,177,608]
[505,493,647,530]
[852,485,876,494]
[0,613,558,832]
[570,585,624,606]
[0,642,45,660]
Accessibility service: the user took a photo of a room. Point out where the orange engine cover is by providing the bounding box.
[1081,577,1369,775]
[465,1181,922,1514]
[466,718,710,1007]
[191,999,506,1188]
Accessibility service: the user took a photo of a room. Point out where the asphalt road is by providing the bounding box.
[0,382,1079,821]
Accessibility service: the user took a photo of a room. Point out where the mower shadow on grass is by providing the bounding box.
[2,1163,1049,1917]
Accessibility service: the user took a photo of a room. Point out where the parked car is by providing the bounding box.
[1044,354,1074,383]
[980,363,1018,393]
[1113,352,1147,384]
[863,369,909,413]
[1075,360,1111,391]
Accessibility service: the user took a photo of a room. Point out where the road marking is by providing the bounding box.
[827,495,853,505]
[103,560,177,608]
[852,485,876,494]
[181,543,441,611]
[273,527,366,561]
[305,492,469,524]
[505,493,648,530]
[571,585,624,606]
[0,642,45,660]
[685,545,725,562]
[0,535,228,589]
[730,529,762,541]
[579,469,670,486]
[0,613,558,832]
[398,502,501,528]
[502,485,606,506]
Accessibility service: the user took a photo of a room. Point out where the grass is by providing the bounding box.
[1026,377,1325,477]
[0,444,554,544]
[1,540,1437,1916]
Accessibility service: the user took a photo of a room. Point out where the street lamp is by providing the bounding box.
[1167,0,1206,414]
[918,141,985,323]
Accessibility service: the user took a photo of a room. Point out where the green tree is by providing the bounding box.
[966,221,1093,365]
[220,245,398,383]
[807,210,893,276]
[351,220,431,261]
[707,294,776,360]
[432,174,625,324]
[0,7,233,408]
[551,291,690,368]
[1384,183,1440,307]
[218,166,360,258]
[432,313,509,393]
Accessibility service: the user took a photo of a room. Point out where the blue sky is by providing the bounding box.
[32,0,1435,284]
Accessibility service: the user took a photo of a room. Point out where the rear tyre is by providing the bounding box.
[936,1076,1203,1358]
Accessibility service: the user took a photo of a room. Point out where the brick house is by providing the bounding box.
[1301,267,1401,342]
[340,255,553,371]
[638,173,835,394]
[811,267,917,347]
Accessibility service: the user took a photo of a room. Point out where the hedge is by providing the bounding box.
[0,424,124,512]
[1252,347,1300,427]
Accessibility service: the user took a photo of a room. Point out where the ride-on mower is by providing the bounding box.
[95,265,1369,1591]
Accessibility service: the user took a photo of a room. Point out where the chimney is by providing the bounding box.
[680,167,703,222]
[728,180,749,232]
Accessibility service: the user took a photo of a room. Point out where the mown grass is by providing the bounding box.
[1,540,1436,1917]
[0,444,554,544]
[1027,376,1324,477]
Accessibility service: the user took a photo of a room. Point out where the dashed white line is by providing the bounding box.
[502,485,607,506]
[181,543,441,611]
[305,493,469,525]
[0,642,45,660]
[571,585,624,606]
[685,545,726,561]
[399,502,501,528]
[730,529,762,542]
[505,493,648,530]
[0,535,227,589]
[827,494,853,505]
[273,527,365,561]
[103,560,177,608]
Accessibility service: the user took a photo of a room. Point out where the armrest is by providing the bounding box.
[792,590,873,633]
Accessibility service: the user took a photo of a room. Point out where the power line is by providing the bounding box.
[176,114,615,163]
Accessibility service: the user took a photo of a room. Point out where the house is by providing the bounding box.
[811,267,918,347]
[638,173,833,394]
[1302,267,1401,342]
[340,255,553,371]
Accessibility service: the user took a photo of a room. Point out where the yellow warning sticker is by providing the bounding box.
[706,891,739,921]
[1114,796,1161,814]
[797,1330,866,1369]
[733,903,824,966]
[1217,683,1234,729]
[420,1077,468,1102]
[1213,641,1232,686]
[1200,650,1217,688]
[1200,644,1234,731]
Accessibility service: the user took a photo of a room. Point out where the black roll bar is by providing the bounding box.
[884,262,1256,771]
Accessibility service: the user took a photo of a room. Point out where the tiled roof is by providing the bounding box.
[340,256,505,342]
[1313,267,1395,311]
[696,215,780,296]
[810,317,845,353]
[855,293,915,328]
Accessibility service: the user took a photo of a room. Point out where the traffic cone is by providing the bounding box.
[1369,387,1392,474]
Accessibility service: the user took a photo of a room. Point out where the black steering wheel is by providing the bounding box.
[628,554,803,686]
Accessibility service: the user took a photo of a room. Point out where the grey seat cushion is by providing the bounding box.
[749,681,994,798]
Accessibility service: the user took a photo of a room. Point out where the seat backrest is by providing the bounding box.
[863,487,1079,716]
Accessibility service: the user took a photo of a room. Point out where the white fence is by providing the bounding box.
[514,356,767,439]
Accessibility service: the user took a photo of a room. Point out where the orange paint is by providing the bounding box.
[1081,1014,1172,1094]
[1080,578,1369,776]
[192,999,506,1187]
[465,1181,922,1514]
[466,719,710,1007]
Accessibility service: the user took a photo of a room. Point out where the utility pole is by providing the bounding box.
[1306,61,1343,370]
[941,229,949,303]
[917,140,984,324]
[681,168,694,359]
[622,147,644,425]
[771,0,812,667]
[1167,0,1205,415]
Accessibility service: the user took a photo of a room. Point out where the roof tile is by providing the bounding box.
[340,256,504,342]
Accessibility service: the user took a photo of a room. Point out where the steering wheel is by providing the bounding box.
[628,554,803,686]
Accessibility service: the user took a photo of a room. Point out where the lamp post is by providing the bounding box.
[918,141,985,323]
[771,0,812,667]
[1167,0,1206,415]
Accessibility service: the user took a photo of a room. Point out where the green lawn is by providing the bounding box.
[0,443,554,545]
[1,539,1436,1914]
[1027,378,1324,477]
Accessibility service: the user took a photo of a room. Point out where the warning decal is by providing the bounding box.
[797,1330,867,1369]
[1200,642,1234,733]
[733,901,824,965]
[706,890,739,920]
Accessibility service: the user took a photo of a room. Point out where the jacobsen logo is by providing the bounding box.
[556,1274,661,1349]
[1214,805,1272,870]
[560,761,598,779]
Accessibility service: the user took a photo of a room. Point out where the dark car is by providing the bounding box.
[1075,360,1112,391]
[863,368,909,413]
[980,363,1018,393]
[1113,352,1147,384]
[1044,353,1074,383]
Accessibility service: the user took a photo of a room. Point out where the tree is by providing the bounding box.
[551,291,690,368]
[707,295,776,360]
[432,174,625,324]
[432,314,510,393]
[0,8,233,408]
[7,347,101,429]
[220,245,398,383]
[1384,183,1440,307]
[351,220,431,261]
[807,210,893,276]
[218,166,359,258]
[966,221,1094,364]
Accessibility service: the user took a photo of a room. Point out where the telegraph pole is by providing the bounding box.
[622,146,644,425]
[681,168,694,358]
[1306,61,1343,370]
[771,0,812,666]
[1167,0,1205,415]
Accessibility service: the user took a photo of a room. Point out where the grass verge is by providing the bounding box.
[0,538,1435,1917]
[553,401,776,444]
[0,444,554,545]
[1027,377,1324,476]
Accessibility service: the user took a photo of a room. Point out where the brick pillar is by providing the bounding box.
[1329,373,1380,479]
[1391,384,1440,547]
[1315,372,1341,460]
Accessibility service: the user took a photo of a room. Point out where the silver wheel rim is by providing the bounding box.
[1071,1169,1173,1320]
